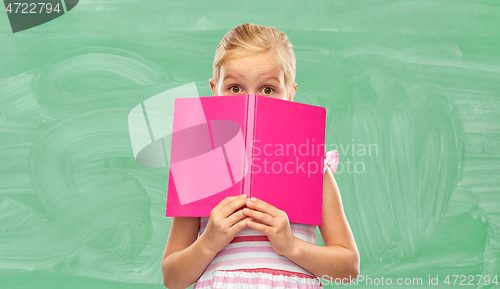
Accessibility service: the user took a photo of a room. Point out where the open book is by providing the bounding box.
[165,94,326,225]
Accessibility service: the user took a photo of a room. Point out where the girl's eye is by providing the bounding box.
[230,86,241,93]
[262,87,274,95]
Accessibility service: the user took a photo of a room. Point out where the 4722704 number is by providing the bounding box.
[443,275,498,286]
[5,2,62,14]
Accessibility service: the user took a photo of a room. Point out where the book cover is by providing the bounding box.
[165,94,326,225]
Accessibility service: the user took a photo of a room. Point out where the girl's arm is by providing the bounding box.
[244,167,360,282]
[161,216,212,289]
[291,167,360,280]
[161,195,250,289]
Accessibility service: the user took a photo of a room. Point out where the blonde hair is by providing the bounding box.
[212,23,296,100]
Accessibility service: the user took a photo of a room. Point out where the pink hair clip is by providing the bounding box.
[324,150,339,175]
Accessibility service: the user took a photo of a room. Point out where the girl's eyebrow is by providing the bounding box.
[222,74,280,83]
[257,73,281,83]
[222,73,244,81]
[263,77,280,83]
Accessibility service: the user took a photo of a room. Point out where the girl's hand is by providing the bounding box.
[202,194,250,254]
[243,197,298,257]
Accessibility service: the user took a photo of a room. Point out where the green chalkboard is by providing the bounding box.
[1,1,499,288]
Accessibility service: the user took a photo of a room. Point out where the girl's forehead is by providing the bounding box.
[220,66,284,84]
[221,53,283,76]
[225,51,280,66]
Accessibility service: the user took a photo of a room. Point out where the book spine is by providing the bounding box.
[242,94,256,198]
[239,95,248,197]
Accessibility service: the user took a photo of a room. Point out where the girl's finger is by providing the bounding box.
[246,197,279,217]
[226,208,247,227]
[218,195,248,218]
[243,208,276,227]
[228,217,251,235]
[248,217,265,225]
[212,194,247,215]
[246,218,268,234]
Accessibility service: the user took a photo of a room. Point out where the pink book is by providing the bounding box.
[165,94,326,225]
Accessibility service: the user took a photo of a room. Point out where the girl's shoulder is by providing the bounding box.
[324,150,339,175]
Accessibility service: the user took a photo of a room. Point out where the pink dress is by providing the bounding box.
[193,151,339,289]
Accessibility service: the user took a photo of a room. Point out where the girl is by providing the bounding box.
[161,23,359,289]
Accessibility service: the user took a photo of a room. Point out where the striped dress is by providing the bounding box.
[193,151,339,289]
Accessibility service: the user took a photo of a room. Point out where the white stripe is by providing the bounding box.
[196,269,320,288]
[200,225,316,243]
[222,241,273,249]
[203,262,313,277]
[211,251,290,263]
[206,254,313,276]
